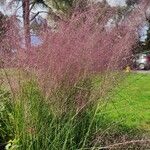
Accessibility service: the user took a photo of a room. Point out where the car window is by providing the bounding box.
[140,54,147,59]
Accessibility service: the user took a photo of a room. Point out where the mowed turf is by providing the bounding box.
[102,73,150,131]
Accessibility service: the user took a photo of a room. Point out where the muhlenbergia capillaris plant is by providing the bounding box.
[0,1,150,149]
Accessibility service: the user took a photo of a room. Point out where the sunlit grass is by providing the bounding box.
[101,73,150,131]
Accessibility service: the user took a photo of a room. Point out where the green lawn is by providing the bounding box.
[101,73,150,132]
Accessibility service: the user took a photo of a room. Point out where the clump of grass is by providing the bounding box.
[2,75,149,150]
[1,1,150,149]
[6,78,100,150]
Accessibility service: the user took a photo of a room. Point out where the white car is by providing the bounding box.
[133,53,150,70]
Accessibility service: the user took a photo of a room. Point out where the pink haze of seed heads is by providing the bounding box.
[1,0,150,88]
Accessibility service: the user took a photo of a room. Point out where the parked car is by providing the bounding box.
[133,52,150,70]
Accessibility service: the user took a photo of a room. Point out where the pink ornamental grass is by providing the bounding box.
[2,1,150,90]
[26,7,136,84]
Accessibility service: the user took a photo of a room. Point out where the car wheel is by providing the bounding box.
[138,63,145,70]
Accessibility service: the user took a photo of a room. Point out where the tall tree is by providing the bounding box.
[8,0,48,49]
[0,12,6,39]
[23,0,31,49]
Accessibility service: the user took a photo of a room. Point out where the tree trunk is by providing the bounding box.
[22,0,31,50]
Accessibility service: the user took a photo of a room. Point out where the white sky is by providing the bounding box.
[0,0,49,21]
[106,0,126,7]
[91,0,126,6]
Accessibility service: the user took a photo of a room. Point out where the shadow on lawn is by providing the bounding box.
[93,115,150,149]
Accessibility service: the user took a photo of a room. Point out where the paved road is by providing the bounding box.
[133,70,150,73]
